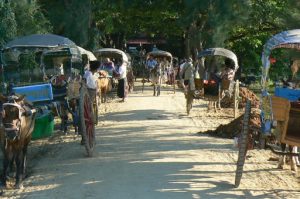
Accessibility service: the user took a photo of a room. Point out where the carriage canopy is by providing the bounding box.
[3,34,77,49]
[93,48,129,63]
[261,29,300,89]
[1,34,81,89]
[1,34,81,64]
[77,46,97,61]
[147,50,172,61]
[197,48,239,71]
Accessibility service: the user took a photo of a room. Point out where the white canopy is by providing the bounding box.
[77,46,97,61]
[94,48,129,62]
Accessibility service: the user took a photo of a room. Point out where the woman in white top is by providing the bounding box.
[117,61,128,102]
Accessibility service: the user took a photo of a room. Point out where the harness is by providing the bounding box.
[2,97,36,144]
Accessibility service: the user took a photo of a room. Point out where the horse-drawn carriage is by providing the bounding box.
[93,48,134,96]
[0,34,97,157]
[143,50,176,96]
[184,48,239,116]
[235,29,300,187]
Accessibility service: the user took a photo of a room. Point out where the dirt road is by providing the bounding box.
[1,83,300,198]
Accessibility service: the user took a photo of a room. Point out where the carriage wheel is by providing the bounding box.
[235,100,251,187]
[234,80,240,118]
[93,93,100,125]
[79,85,96,157]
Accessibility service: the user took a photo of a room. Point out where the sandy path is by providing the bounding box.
[1,83,299,199]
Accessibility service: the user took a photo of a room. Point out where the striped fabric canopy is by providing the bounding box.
[261,29,300,89]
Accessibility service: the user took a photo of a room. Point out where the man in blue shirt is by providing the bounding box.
[146,56,157,70]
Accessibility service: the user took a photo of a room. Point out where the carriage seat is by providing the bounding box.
[194,78,218,96]
[285,101,300,146]
[272,95,300,146]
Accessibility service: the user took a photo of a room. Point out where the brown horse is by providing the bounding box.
[127,67,135,93]
[97,70,110,103]
[0,94,36,189]
[291,60,300,81]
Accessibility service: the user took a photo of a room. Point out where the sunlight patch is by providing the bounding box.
[83,180,103,185]
[21,184,60,193]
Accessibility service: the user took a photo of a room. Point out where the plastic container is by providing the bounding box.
[32,111,54,140]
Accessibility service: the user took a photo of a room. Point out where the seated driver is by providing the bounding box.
[146,55,157,70]
[99,58,115,77]
[221,58,235,81]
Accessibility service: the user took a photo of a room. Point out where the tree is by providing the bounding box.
[38,0,91,48]
[11,0,52,36]
[0,0,17,48]
[92,0,183,49]
[178,0,250,58]
[226,0,294,77]
[0,0,51,48]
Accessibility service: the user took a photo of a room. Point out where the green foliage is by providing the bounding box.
[0,1,17,48]
[226,0,291,78]
[38,0,90,47]
[1,0,300,82]
[18,52,39,70]
[0,0,51,49]
[92,0,183,48]
[11,0,52,36]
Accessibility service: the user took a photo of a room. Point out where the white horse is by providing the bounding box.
[150,63,163,96]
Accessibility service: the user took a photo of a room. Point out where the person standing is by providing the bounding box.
[117,61,128,102]
[179,58,195,93]
[83,60,99,98]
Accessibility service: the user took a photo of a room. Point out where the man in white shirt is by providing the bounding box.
[117,61,128,102]
[84,61,99,96]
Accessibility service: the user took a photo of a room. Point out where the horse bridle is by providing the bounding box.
[2,97,36,141]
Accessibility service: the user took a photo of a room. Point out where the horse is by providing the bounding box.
[277,144,299,172]
[149,64,163,96]
[291,59,300,81]
[127,67,135,93]
[0,94,36,189]
[97,70,110,103]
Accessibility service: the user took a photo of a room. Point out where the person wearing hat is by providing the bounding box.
[220,58,235,81]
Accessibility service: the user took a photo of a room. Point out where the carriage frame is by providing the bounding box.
[185,48,240,116]
[0,34,97,157]
[144,50,176,95]
[93,48,133,92]
[235,29,300,187]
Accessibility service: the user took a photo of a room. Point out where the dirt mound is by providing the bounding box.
[221,87,260,108]
[200,109,261,139]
